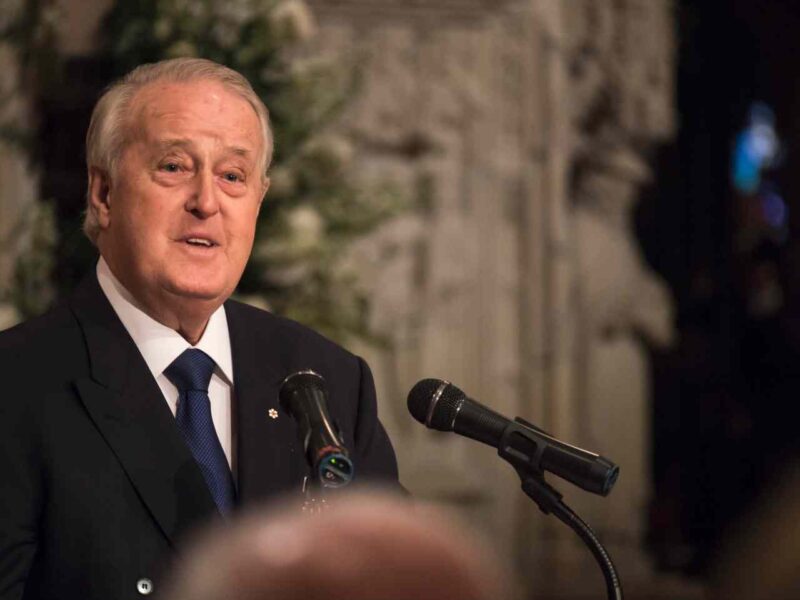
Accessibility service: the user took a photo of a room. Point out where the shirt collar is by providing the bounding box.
[96,257,234,385]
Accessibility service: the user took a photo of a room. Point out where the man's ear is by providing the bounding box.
[88,167,112,229]
[258,176,270,213]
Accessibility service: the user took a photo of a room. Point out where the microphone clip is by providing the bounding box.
[497,418,550,476]
[497,418,619,497]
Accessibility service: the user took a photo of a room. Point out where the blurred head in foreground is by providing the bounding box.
[161,492,509,600]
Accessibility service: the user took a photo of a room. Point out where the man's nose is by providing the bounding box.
[186,169,220,217]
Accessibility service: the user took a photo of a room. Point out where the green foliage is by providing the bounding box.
[0,0,60,320]
[12,201,57,317]
[0,0,60,79]
[99,0,407,343]
[0,0,61,150]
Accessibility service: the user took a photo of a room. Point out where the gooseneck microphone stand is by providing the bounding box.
[516,470,623,600]
[494,414,623,598]
[495,416,623,599]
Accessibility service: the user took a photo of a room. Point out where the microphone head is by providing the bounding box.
[279,370,326,415]
[407,379,466,431]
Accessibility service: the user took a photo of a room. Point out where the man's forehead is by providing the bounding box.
[130,79,259,127]
[151,138,256,159]
[126,80,262,148]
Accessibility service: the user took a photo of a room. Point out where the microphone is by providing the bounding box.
[407,379,619,496]
[279,370,354,488]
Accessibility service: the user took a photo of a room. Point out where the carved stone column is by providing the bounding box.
[307,1,583,594]
[310,0,543,580]
[309,0,677,596]
[560,1,677,594]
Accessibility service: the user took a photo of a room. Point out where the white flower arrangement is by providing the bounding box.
[270,0,316,43]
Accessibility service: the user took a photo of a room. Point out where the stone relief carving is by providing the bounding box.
[561,1,676,591]
[573,139,674,347]
[309,12,545,563]
[564,0,675,350]
[564,0,675,154]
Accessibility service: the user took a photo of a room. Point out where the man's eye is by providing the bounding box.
[223,172,243,183]
[161,162,180,172]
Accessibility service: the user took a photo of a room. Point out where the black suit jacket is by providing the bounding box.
[0,272,399,600]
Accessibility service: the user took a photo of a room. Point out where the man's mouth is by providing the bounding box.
[182,237,219,248]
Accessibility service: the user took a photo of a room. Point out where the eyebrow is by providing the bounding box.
[154,139,191,152]
[229,147,252,159]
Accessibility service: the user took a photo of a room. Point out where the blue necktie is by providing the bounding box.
[165,349,235,515]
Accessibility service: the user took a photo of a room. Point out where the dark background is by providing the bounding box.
[638,0,800,575]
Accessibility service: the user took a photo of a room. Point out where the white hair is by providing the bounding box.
[84,57,273,242]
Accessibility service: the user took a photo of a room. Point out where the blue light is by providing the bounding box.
[761,190,787,229]
[733,133,761,194]
[732,102,780,195]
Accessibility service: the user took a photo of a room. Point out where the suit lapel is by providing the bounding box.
[226,302,307,505]
[70,273,218,545]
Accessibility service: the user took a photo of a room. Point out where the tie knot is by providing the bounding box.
[165,349,216,393]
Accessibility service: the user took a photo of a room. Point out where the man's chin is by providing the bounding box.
[163,281,230,304]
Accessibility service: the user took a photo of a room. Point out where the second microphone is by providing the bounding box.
[279,370,354,488]
[407,378,619,496]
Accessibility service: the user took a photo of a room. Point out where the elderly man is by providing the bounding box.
[0,58,399,600]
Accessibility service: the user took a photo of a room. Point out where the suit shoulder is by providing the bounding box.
[225,300,357,362]
[0,304,87,392]
[0,304,81,353]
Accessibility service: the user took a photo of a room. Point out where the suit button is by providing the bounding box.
[136,578,153,595]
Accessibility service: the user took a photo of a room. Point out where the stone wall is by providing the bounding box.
[307,0,676,596]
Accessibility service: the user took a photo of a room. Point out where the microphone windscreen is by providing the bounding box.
[279,370,326,415]
[407,379,466,431]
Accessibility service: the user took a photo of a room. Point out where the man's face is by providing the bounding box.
[93,79,268,319]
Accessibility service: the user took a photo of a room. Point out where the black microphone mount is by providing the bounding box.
[408,378,623,600]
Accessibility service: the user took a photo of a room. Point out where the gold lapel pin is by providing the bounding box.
[268,408,279,419]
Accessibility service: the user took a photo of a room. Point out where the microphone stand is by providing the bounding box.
[493,417,623,599]
[300,458,354,515]
[301,475,329,515]
[515,470,623,600]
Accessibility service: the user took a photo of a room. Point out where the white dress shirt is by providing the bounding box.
[96,258,235,470]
